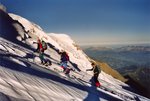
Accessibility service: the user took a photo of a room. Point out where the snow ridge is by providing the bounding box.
[0,12,149,101]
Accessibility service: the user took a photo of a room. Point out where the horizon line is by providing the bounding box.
[78,42,150,46]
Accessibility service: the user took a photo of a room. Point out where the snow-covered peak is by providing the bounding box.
[9,13,42,31]
[48,33,75,44]
[9,13,92,72]
[9,13,33,31]
[0,12,149,101]
[8,13,135,90]
[9,13,62,51]
[48,33,91,71]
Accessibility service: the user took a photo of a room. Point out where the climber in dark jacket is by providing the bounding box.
[59,51,69,71]
[86,62,101,87]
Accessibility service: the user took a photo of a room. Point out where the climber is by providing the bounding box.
[86,62,101,87]
[59,50,69,71]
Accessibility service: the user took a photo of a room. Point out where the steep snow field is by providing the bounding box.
[0,12,149,101]
[9,13,128,89]
[0,38,123,101]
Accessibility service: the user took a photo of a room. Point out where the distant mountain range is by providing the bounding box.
[82,46,112,51]
[83,46,150,69]
[115,46,150,52]
[82,45,150,52]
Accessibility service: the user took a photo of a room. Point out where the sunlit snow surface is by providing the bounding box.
[0,13,149,101]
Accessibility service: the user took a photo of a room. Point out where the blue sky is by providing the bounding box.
[1,0,150,45]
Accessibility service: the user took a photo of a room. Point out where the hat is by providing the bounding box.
[91,62,96,66]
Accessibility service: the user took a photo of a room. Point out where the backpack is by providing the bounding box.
[42,41,47,50]
[65,53,69,61]
[61,52,69,62]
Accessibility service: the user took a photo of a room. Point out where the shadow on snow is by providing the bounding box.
[0,51,122,101]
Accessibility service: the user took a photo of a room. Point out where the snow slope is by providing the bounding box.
[0,38,124,101]
[0,10,149,101]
